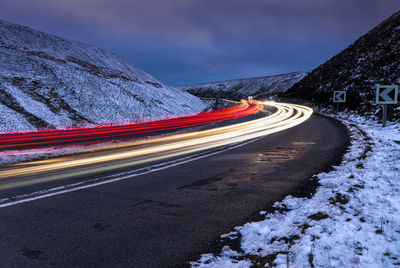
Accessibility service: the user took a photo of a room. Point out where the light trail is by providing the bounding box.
[0,101,312,182]
[0,100,263,151]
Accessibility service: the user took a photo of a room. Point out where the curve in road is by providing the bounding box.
[0,110,349,268]
[0,101,312,203]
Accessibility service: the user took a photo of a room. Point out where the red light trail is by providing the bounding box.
[0,100,264,151]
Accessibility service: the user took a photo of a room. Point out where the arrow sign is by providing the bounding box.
[333,91,346,103]
[376,85,398,104]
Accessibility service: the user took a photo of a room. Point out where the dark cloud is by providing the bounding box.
[1,0,399,85]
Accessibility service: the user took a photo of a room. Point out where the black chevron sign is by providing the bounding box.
[376,85,398,104]
[333,91,346,103]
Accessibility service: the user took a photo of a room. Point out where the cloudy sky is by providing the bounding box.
[1,0,399,86]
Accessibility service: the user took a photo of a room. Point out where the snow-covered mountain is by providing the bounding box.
[0,19,206,132]
[181,72,308,100]
[284,11,400,117]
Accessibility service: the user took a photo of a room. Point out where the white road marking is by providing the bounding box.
[0,139,259,208]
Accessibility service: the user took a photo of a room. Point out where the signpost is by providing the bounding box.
[376,85,398,127]
[333,91,346,111]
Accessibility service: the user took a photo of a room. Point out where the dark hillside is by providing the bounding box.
[283,11,400,118]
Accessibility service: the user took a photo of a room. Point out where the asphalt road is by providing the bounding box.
[0,114,348,267]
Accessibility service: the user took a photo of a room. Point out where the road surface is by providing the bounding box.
[0,104,348,267]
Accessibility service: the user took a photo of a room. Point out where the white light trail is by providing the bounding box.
[0,102,313,181]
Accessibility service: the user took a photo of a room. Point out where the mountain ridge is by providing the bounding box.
[181,71,308,100]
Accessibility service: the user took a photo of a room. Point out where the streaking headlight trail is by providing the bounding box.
[0,99,262,151]
[0,101,313,182]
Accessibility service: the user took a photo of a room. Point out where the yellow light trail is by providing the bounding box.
[0,102,313,182]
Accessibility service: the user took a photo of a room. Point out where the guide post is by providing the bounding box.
[375,85,398,127]
[383,104,388,127]
[333,91,346,112]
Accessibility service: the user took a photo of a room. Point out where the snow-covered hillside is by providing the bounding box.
[181,72,307,101]
[192,113,400,268]
[284,11,400,118]
[0,19,206,132]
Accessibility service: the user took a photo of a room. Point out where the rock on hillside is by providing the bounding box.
[0,19,206,132]
[283,11,400,117]
[181,72,307,101]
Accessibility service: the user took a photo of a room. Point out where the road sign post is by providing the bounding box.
[383,104,388,127]
[376,85,398,127]
[333,91,346,112]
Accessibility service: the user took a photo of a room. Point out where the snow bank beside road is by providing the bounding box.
[192,114,400,267]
